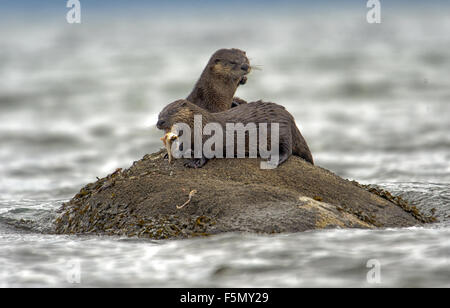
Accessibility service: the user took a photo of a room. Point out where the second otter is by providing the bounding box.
[157,99,314,168]
[187,48,250,112]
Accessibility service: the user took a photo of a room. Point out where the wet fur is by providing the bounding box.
[157,100,314,168]
[186,48,250,113]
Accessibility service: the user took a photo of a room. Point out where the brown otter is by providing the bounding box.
[156,99,314,168]
[186,48,250,112]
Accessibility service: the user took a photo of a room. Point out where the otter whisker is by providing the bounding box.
[249,64,263,71]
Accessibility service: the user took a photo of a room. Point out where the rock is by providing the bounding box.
[54,149,435,239]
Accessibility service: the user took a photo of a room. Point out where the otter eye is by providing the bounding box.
[214,59,220,64]
[230,61,237,65]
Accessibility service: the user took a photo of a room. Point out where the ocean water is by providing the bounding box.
[0,9,449,287]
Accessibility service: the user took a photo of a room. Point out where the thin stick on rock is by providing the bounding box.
[177,190,198,209]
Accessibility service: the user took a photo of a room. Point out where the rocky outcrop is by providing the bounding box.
[54,150,434,239]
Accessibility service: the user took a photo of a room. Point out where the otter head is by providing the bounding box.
[157,100,196,132]
[209,48,250,86]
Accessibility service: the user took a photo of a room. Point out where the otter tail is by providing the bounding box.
[291,122,314,165]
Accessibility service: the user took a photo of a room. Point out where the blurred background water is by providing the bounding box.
[0,1,449,287]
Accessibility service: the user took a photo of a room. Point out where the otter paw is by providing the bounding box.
[184,158,207,169]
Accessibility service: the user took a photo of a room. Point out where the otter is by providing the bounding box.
[156,99,314,168]
[186,48,250,112]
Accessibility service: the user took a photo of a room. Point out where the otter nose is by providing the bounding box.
[241,63,249,72]
[156,120,166,129]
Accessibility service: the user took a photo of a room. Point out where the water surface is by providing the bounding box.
[0,10,449,287]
